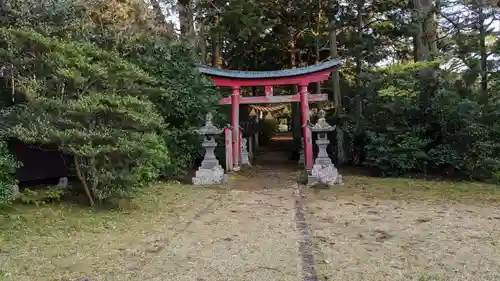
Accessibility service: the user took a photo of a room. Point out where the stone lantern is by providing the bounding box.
[307,110,343,186]
[192,113,227,185]
[241,138,251,166]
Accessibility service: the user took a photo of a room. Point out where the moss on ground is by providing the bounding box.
[307,175,500,203]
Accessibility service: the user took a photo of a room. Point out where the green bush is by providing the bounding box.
[0,141,21,206]
[364,131,431,176]
[361,62,500,181]
[19,186,64,206]
[0,28,168,206]
[126,37,221,177]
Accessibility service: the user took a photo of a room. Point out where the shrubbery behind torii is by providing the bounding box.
[0,0,220,205]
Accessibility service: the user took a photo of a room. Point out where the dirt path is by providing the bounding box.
[129,138,306,281]
[132,188,300,281]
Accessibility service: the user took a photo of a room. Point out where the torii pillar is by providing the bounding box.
[231,86,240,168]
[299,84,313,169]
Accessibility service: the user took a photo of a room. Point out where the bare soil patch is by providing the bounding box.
[305,175,500,281]
[230,165,298,191]
[135,188,300,281]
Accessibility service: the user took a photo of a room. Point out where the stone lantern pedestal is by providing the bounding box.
[241,138,251,166]
[192,113,228,185]
[307,110,343,186]
[298,137,305,166]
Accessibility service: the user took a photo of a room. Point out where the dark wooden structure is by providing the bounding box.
[8,140,70,183]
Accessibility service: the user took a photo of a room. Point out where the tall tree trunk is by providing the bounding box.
[0,0,8,23]
[314,3,321,95]
[290,36,301,142]
[150,0,166,25]
[412,0,426,61]
[329,3,346,164]
[413,0,438,105]
[421,0,434,60]
[211,13,221,68]
[314,35,321,94]
[478,0,489,103]
[428,0,439,56]
[288,21,302,160]
[178,0,192,35]
[211,34,220,67]
[149,0,175,38]
[196,18,207,63]
[354,0,364,134]
[178,0,195,48]
[193,0,206,63]
[412,0,438,61]
[353,0,365,165]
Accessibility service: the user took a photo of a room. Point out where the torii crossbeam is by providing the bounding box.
[197,59,342,170]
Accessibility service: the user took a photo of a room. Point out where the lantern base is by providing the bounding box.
[307,164,343,187]
[192,165,228,185]
[298,149,305,165]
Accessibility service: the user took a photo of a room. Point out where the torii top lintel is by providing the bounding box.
[197,59,342,87]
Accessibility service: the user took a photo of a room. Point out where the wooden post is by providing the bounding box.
[224,127,233,172]
[231,86,240,168]
[299,84,313,169]
[264,86,273,96]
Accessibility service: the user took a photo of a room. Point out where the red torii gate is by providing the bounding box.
[197,59,342,170]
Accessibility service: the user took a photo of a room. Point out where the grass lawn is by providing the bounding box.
[0,183,220,281]
[0,173,499,281]
[307,174,500,202]
[305,175,500,281]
